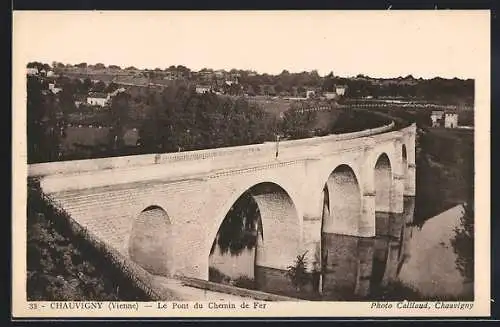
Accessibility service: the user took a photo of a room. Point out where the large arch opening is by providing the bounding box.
[129,205,173,276]
[371,153,393,293]
[322,164,362,235]
[320,164,363,297]
[208,182,301,295]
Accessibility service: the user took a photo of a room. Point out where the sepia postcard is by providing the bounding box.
[12,10,491,318]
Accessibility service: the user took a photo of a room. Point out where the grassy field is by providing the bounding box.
[62,126,110,152]
[247,96,296,117]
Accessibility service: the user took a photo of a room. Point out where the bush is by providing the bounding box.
[286,251,309,292]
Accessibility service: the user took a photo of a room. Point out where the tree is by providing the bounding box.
[58,84,76,114]
[27,75,64,163]
[82,78,92,92]
[104,82,119,94]
[451,199,474,283]
[322,73,336,92]
[91,80,106,93]
[450,136,474,284]
[94,63,106,70]
[75,63,87,69]
[27,76,45,162]
[281,109,316,139]
[108,92,131,154]
[286,251,309,292]
[210,191,261,256]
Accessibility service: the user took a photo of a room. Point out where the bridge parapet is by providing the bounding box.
[28,121,396,178]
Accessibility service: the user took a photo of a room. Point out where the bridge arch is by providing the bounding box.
[321,164,363,236]
[128,205,174,276]
[374,153,392,212]
[208,180,302,277]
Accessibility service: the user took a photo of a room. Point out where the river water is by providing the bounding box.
[209,199,473,301]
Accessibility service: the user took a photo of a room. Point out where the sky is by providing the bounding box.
[13,10,490,79]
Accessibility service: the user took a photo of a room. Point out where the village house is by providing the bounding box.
[195,85,212,94]
[335,85,348,96]
[431,110,459,128]
[48,83,63,94]
[87,92,108,107]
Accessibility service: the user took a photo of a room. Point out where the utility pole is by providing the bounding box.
[275,134,280,158]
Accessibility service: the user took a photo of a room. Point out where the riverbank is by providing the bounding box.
[414,126,474,224]
[27,179,153,301]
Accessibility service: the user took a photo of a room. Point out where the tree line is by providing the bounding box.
[31,61,474,103]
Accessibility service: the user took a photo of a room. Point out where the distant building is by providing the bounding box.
[46,70,55,77]
[195,85,212,94]
[444,112,458,128]
[48,83,63,94]
[335,85,348,96]
[87,92,108,107]
[431,110,458,128]
[306,90,316,99]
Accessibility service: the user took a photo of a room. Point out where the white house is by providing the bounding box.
[306,90,316,99]
[195,85,212,94]
[444,112,458,128]
[48,83,63,94]
[335,85,347,96]
[87,92,108,107]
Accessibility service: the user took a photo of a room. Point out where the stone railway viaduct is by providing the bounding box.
[29,121,417,296]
